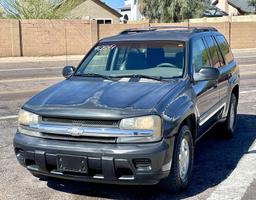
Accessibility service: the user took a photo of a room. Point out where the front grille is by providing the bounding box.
[41,132,117,143]
[39,116,120,143]
[42,117,119,128]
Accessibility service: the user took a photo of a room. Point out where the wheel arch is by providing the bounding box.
[179,114,197,142]
[232,84,239,101]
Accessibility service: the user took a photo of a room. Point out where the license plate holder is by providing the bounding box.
[57,155,88,174]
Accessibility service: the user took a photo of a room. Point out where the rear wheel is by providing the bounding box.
[159,125,194,192]
[219,93,238,138]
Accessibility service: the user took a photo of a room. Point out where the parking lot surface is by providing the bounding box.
[0,50,256,200]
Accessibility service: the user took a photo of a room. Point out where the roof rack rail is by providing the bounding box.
[192,27,218,33]
[150,26,218,32]
[149,26,192,30]
[119,26,218,35]
[119,27,156,35]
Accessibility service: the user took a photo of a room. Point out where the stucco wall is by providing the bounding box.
[0,20,21,57]
[21,20,92,56]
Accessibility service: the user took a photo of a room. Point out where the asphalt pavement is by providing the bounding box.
[0,50,256,200]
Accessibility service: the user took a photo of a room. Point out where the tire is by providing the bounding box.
[159,125,194,193]
[219,93,238,138]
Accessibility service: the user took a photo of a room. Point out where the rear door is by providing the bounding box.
[191,36,220,136]
[214,35,235,108]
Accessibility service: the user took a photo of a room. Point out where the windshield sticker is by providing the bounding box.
[95,44,116,52]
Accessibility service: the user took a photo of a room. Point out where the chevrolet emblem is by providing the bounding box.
[67,127,84,136]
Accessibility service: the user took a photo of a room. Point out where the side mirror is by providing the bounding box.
[63,66,76,79]
[194,67,220,82]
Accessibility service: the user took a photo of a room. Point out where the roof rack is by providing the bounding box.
[192,27,218,33]
[150,26,192,30]
[119,26,218,35]
[119,27,157,35]
[150,26,218,32]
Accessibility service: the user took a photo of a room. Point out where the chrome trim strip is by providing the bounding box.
[118,176,135,180]
[199,103,226,126]
[20,124,154,138]
[93,175,104,179]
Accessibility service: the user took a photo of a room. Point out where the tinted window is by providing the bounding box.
[216,35,234,64]
[192,38,211,73]
[213,37,225,67]
[205,36,221,68]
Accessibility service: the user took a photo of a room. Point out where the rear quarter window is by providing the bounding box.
[215,35,234,64]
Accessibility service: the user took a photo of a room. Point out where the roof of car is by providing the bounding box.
[100,27,219,43]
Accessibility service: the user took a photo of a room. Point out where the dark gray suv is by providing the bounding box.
[14,26,240,192]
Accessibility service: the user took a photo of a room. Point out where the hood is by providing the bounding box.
[24,78,180,118]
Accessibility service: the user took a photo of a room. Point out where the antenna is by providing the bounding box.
[64,19,68,66]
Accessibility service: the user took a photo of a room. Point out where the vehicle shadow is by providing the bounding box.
[46,114,256,200]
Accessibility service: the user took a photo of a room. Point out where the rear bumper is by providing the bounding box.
[14,132,175,185]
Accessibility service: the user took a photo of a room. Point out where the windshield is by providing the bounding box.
[76,41,185,79]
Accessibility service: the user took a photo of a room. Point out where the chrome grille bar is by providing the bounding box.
[20,124,153,138]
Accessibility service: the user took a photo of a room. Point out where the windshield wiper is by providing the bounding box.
[75,73,115,81]
[114,74,167,82]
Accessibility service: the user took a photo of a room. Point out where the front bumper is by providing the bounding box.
[14,132,175,185]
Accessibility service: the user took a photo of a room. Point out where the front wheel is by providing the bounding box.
[159,125,194,192]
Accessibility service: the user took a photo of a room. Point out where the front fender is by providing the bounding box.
[161,92,197,138]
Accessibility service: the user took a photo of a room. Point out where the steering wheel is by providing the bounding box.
[156,63,177,68]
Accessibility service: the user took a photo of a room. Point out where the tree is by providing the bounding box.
[0,0,83,19]
[0,6,4,18]
[139,0,161,22]
[139,0,210,23]
[248,0,256,12]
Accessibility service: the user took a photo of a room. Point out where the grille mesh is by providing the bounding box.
[42,117,119,128]
[41,132,117,143]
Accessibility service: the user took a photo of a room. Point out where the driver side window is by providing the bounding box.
[192,38,211,73]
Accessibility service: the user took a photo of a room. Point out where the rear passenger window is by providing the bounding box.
[192,38,211,73]
[216,35,234,64]
[205,36,221,68]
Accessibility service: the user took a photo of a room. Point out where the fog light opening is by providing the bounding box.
[133,159,152,172]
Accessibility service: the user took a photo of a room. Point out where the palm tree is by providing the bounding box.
[0,0,83,19]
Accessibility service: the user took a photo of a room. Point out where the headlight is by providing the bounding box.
[118,115,162,143]
[18,109,39,126]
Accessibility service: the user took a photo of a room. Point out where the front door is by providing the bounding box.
[191,36,220,137]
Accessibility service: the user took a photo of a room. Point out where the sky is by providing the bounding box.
[102,0,124,10]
